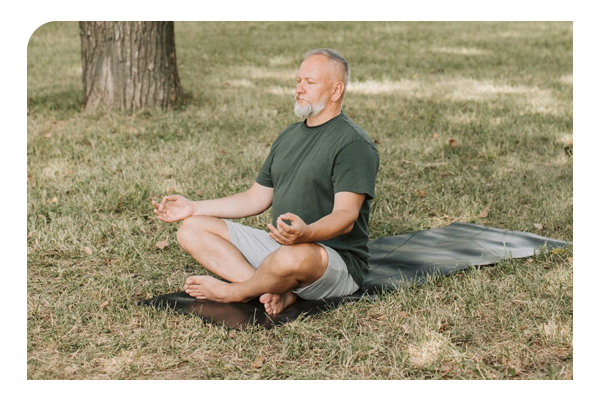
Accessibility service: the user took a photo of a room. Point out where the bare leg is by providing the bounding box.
[184,243,328,314]
[177,216,255,283]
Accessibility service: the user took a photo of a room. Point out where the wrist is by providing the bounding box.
[304,224,316,243]
[191,201,201,216]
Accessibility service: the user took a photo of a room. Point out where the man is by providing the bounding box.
[152,48,379,315]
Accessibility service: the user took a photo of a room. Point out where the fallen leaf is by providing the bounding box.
[28,231,33,239]
[84,247,93,255]
[251,356,265,368]
[438,321,450,333]
[432,131,438,139]
[478,206,491,218]
[417,190,426,198]
[551,247,567,255]
[47,196,58,204]
[448,139,457,148]
[65,365,78,375]
[533,223,544,231]
[99,301,109,310]
[155,240,169,250]
[564,144,573,157]
[400,324,411,335]
[567,257,573,265]
[44,132,53,139]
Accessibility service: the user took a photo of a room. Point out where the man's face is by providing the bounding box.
[294,55,333,119]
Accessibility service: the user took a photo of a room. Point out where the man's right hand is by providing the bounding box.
[152,195,196,223]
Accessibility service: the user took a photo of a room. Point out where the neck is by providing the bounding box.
[306,105,342,127]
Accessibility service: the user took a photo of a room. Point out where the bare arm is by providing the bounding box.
[192,182,273,218]
[153,182,273,223]
[267,191,366,245]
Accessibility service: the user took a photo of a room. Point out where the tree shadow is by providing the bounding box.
[28,89,84,116]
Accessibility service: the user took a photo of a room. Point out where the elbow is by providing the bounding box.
[341,211,358,235]
[343,222,355,235]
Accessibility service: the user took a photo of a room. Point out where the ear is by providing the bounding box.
[331,81,345,103]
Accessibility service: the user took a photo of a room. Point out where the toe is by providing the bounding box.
[186,276,203,285]
[259,293,273,304]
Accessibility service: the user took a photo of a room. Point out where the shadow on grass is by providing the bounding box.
[28,90,84,116]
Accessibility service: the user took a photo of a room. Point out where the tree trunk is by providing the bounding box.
[79,21,182,112]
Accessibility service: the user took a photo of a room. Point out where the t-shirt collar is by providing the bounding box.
[301,111,344,131]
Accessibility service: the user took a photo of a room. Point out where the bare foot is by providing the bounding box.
[259,292,297,315]
[184,275,231,302]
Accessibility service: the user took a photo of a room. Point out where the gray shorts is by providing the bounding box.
[224,219,359,300]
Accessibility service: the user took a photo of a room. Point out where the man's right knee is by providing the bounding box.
[176,216,230,250]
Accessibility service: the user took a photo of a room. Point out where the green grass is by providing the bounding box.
[27,21,572,380]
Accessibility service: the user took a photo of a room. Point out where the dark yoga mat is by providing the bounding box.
[139,222,568,329]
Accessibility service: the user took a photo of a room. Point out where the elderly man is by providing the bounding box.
[153,48,379,315]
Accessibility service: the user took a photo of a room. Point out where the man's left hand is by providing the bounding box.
[267,213,312,246]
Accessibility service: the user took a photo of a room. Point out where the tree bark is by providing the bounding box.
[79,21,182,112]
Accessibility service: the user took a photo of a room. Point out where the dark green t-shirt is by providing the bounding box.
[256,111,379,286]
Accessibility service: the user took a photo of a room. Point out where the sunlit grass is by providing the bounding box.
[27,21,572,379]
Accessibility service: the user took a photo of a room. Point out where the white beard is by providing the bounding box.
[294,97,326,119]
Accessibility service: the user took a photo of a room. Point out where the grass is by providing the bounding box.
[27,21,572,380]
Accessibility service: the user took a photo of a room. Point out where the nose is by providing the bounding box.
[296,81,305,95]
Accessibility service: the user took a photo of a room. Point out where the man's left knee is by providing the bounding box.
[176,216,229,251]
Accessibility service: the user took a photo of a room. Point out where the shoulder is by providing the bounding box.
[336,113,378,153]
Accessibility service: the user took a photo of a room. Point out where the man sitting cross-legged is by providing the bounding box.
[152,48,379,315]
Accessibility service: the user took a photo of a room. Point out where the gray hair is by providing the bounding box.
[303,48,350,95]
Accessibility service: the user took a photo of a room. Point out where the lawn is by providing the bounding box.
[27,21,572,380]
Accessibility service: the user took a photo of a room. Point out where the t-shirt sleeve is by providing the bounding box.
[332,140,379,199]
[255,146,275,188]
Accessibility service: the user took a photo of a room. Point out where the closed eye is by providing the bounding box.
[297,77,316,85]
